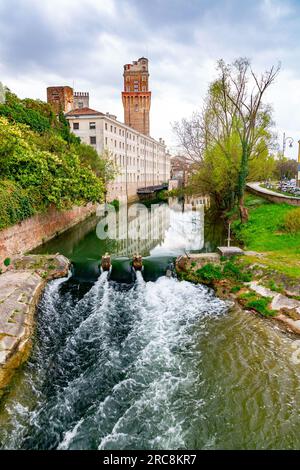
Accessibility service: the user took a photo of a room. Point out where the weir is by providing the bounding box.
[2,199,300,450]
[100,254,176,283]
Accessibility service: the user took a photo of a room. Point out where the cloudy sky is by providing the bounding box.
[0,0,299,157]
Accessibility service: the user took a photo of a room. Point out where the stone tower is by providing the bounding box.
[47,86,74,114]
[122,57,151,136]
[73,92,89,109]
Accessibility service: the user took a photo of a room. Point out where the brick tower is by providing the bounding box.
[122,57,151,136]
[47,86,74,114]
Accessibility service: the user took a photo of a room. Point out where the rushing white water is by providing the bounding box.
[0,272,227,450]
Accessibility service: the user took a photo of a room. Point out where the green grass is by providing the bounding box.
[231,195,300,278]
[238,291,276,317]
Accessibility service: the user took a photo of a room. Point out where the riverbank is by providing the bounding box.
[176,193,300,335]
[0,254,70,395]
[0,203,97,272]
[231,193,300,279]
[176,252,300,335]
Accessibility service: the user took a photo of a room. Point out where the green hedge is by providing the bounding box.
[0,180,35,229]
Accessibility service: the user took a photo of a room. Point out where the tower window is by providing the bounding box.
[135,105,138,112]
[78,102,84,109]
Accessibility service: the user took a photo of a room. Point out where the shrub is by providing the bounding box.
[196,263,222,282]
[239,291,276,316]
[223,260,252,282]
[0,180,35,229]
[284,208,300,234]
[245,298,276,317]
[4,258,11,267]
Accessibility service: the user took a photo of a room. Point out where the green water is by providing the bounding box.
[0,198,300,450]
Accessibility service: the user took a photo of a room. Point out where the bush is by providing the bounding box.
[246,298,275,317]
[0,180,35,229]
[223,260,252,282]
[0,116,105,228]
[239,291,276,316]
[284,208,300,234]
[196,263,222,282]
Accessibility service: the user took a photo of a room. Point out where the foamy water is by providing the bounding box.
[1,271,300,450]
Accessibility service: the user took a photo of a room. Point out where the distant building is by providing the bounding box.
[47,86,74,114]
[170,155,193,187]
[122,57,151,136]
[47,58,170,202]
[65,107,170,201]
[73,92,89,109]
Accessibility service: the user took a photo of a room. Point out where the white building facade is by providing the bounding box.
[66,108,170,202]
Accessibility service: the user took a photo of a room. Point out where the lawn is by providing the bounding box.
[231,194,300,279]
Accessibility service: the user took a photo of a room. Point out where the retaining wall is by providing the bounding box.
[0,203,97,271]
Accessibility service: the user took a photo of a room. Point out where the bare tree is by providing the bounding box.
[173,58,280,222]
[218,58,280,222]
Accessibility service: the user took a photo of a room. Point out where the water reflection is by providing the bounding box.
[32,197,225,279]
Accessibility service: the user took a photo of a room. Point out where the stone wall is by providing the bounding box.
[247,184,300,206]
[0,203,97,271]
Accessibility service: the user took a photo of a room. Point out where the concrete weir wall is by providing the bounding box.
[0,203,97,271]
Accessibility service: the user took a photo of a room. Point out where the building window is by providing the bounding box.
[119,129,121,136]
[115,140,117,147]
[126,86,130,92]
[142,86,146,92]
[135,105,138,112]
[89,122,96,129]
[110,125,113,132]
[105,123,107,130]
[90,136,96,145]
[105,137,108,145]
[114,127,116,133]
[73,122,79,130]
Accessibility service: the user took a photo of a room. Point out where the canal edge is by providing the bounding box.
[0,254,70,395]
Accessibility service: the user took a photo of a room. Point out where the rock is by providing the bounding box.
[217,246,244,257]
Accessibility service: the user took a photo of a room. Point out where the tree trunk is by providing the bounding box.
[239,195,248,224]
[237,141,249,223]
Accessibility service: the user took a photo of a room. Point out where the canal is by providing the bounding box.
[0,197,300,450]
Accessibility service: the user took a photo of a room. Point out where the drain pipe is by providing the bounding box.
[101,253,111,271]
[132,254,143,271]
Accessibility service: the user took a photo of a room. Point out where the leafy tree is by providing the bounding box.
[275,155,297,181]
[174,58,280,222]
[0,116,105,225]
